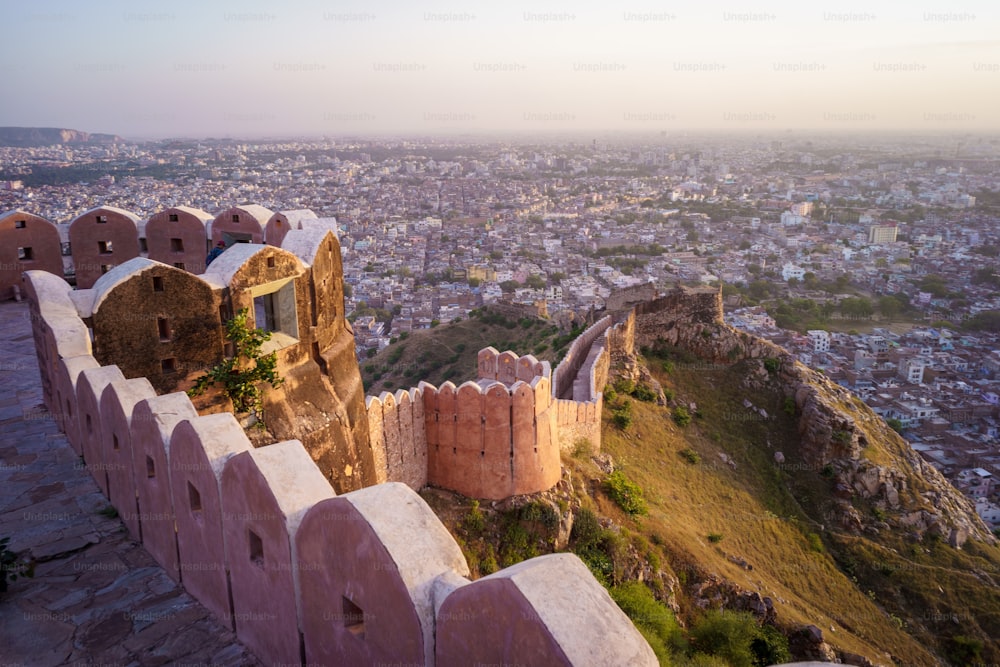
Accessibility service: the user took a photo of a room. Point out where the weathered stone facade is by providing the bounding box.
[76,258,223,394]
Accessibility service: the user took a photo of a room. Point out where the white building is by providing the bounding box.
[899,358,926,384]
[780,211,807,227]
[975,497,1000,527]
[782,263,806,281]
[807,330,830,352]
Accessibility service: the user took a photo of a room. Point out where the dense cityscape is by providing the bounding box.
[4,133,1000,530]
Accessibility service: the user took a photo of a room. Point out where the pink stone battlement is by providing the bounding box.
[23,269,655,667]
[476,346,550,386]
[365,338,611,496]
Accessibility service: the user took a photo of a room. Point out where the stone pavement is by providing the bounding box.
[0,300,261,667]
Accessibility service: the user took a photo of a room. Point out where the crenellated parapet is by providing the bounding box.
[417,375,559,500]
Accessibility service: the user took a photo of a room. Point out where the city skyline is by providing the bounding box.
[2,0,999,138]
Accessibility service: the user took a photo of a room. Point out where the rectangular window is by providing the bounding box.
[15,220,25,229]
[112,434,119,450]
[138,238,148,252]
[86,413,92,434]
[249,530,264,567]
[251,280,299,344]
[188,481,202,513]
[161,358,176,372]
[231,214,240,222]
[157,317,171,341]
[168,213,179,222]
[98,240,113,254]
[146,455,155,478]
[173,262,185,270]
[100,264,113,274]
[96,215,107,223]
[266,256,275,268]
[170,238,184,252]
[17,247,33,261]
[153,276,164,292]
[342,597,365,638]
[253,293,277,332]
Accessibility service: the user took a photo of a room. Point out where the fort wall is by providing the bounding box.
[23,268,654,666]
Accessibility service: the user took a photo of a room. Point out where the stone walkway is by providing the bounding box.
[0,300,261,667]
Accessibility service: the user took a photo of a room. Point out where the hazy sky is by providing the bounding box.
[2,0,998,138]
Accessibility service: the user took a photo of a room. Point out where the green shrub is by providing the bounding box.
[462,500,486,535]
[946,635,984,665]
[612,410,633,430]
[707,533,724,544]
[187,308,284,428]
[763,357,780,374]
[680,448,701,465]
[571,508,603,550]
[605,470,648,516]
[499,522,537,567]
[519,501,560,532]
[783,397,796,416]
[632,384,658,402]
[831,430,852,445]
[610,581,685,662]
[613,378,636,395]
[750,625,792,667]
[480,546,499,575]
[673,406,691,427]
[690,609,790,667]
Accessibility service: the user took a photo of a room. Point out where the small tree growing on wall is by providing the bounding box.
[188,308,284,428]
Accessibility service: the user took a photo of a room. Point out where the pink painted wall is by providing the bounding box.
[145,207,212,274]
[76,366,126,495]
[0,210,63,300]
[69,207,140,289]
[100,377,157,539]
[56,355,100,454]
[170,414,252,627]
[131,393,198,581]
[220,442,334,665]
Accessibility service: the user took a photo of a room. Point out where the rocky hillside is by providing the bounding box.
[0,127,123,147]
[412,291,1000,666]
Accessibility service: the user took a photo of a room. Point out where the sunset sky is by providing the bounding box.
[3,0,997,138]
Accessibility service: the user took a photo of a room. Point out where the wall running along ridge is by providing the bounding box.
[365,314,614,498]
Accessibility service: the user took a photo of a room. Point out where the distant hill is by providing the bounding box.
[0,127,123,147]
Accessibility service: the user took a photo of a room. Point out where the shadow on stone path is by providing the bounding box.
[0,300,261,667]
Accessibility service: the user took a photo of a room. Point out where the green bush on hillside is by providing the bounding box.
[605,470,648,516]
[610,581,685,663]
